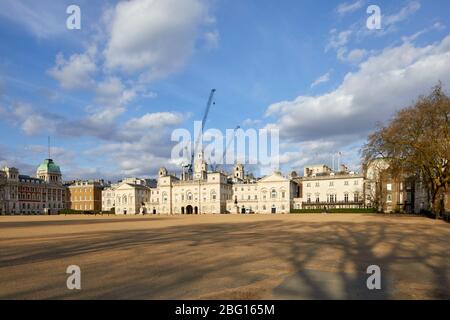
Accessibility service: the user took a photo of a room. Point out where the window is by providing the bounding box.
[281,191,286,199]
[315,182,320,187]
[344,193,349,203]
[315,194,320,203]
[344,181,349,186]
[354,192,359,202]
[306,183,311,187]
[354,180,359,186]
[387,194,392,203]
[307,194,311,203]
[329,182,334,187]
[387,183,392,191]
[271,189,277,199]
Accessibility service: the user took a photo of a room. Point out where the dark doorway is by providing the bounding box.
[186,205,193,214]
[271,206,276,214]
[241,207,246,214]
[194,206,198,214]
[181,207,185,214]
[152,209,156,214]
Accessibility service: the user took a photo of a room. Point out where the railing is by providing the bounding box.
[302,201,365,208]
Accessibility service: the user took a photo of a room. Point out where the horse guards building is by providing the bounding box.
[0,153,441,215]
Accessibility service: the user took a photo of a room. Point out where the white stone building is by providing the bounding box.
[143,153,300,215]
[295,164,365,210]
[101,178,151,215]
[114,181,151,215]
[102,185,117,212]
[227,171,298,214]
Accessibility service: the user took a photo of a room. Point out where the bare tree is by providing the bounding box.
[362,83,450,217]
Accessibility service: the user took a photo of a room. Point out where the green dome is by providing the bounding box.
[37,159,61,174]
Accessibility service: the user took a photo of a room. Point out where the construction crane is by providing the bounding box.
[211,125,240,172]
[184,89,216,177]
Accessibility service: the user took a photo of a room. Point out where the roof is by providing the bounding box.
[19,175,45,183]
[37,159,61,174]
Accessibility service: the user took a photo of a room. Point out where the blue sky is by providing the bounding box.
[0,0,449,181]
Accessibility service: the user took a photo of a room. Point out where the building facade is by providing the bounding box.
[296,164,365,210]
[141,153,300,215]
[66,180,104,211]
[114,179,151,215]
[0,159,66,215]
[102,185,117,212]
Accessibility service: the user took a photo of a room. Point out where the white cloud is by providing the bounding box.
[326,29,352,51]
[104,0,210,81]
[124,112,184,131]
[204,30,220,50]
[0,0,67,38]
[311,71,332,88]
[1,99,185,177]
[336,0,365,16]
[401,22,446,43]
[328,1,424,63]
[2,102,59,135]
[48,49,97,90]
[266,34,450,146]
[337,48,368,64]
[384,1,421,27]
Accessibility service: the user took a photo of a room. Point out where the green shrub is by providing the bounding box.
[59,209,79,215]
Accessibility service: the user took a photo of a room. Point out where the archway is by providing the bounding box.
[186,205,193,214]
[152,209,156,214]
[194,206,198,214]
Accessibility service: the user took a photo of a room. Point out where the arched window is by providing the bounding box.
[271,189,277,199]
[122,195,127,205]
[162,192,168,204]
[187,192,193,201]
[344,193,349,203]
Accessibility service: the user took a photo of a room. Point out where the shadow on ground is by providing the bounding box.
[0,217,449,299]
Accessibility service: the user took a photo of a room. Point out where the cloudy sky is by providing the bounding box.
[0,0,449,181]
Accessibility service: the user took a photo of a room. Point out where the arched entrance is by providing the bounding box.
[152,209,156,214]
[186,205,193,214]
[181,207,185,214]
[194,206,198,214]
[271,205,276,214]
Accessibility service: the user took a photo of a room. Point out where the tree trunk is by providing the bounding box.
[431,188,442,219]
